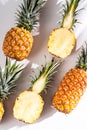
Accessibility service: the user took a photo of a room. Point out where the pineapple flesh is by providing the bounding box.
[52,44,87,113]
[48,0,81,58]
[0,57,23,121]
[13,59,61,123]
[48,28,76,58]
[2,0,47,61]
[13,91,44,124]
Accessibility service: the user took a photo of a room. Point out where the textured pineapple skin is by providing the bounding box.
[13,91,44,123]
[48,28,76,58]
[3,27,33,61]
[52,68,87,113]
[0,102,4,121]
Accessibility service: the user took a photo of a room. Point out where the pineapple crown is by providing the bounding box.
[76,43,87,71]
[30,58,61,94]
[16,0,47,33]
[58,0,81,29]
[0,57,23,101]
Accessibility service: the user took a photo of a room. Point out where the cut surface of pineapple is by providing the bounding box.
[13,91,44,123]
[0,102,4,121]
[48,28,76,58]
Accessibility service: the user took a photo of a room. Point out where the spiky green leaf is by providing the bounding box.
[76,43,87,71]
[30,58,61,94]
[0,57,24,101]
[16,0,47,32]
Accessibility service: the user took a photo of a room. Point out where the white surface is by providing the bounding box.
[0,0,87,130]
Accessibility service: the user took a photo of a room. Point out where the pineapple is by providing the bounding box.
[0,57,23,121]
[2,0,47,61]
[48,0,81,58]
[13,58,61,123]
[0,102,4,121]
[52,44,87,113]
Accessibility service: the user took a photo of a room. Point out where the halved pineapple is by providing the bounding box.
[13,91,44,123]
[48,0,81,58]
[13,59,61,123]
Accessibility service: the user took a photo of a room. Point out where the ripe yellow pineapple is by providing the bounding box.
[0,57,23,121]
[13,58,61,123]
[48,0,81,58]
[2,0,47,61]
[52,44,87,113]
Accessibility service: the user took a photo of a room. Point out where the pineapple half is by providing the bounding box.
[0,57,23,121]
[13,58,61,123]
[52,44,87,113]
[48,0,81,58]
[2,0,47,61]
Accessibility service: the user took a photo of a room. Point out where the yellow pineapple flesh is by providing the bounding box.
[3,27,33,61]
[13,91,44,123]
[52,44,87,113]
[48,28,76,58]
[0,102,4,121]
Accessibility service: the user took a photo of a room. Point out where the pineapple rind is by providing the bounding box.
[13,91,44,123]
[52,68,87,113]
[0,102,4,121]
[3,27,33,61]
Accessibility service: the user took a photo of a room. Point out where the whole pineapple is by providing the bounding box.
[2,0,47,61]
[48,0,81,58]
[13,58,61,123]
[0,57,23,121]
[52,44,87,113]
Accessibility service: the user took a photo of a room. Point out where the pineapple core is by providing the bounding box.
[48,28,76,58]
